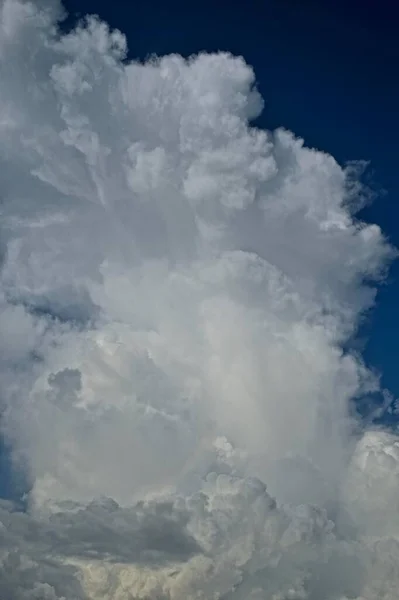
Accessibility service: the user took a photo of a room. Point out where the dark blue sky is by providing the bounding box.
[62,0,399,400]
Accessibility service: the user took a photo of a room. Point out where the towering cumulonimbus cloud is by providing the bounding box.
[0,0,399,598]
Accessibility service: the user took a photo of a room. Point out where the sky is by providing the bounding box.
[1,0,399,598]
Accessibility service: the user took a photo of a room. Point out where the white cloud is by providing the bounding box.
[0,0,398,598]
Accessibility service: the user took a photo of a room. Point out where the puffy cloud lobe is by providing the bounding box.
[1,469,398,600]
[341,431,399,537]
[0,0,399,598]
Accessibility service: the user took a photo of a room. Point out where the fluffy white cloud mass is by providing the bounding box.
[0,0,398,598]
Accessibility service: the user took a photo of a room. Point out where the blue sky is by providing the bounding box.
[63,0,399,400]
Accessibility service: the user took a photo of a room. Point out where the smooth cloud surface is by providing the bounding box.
[0,1,398,598]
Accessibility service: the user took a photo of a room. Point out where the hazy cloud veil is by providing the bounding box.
[0,1,398,598]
